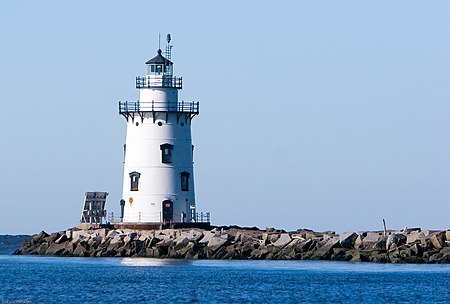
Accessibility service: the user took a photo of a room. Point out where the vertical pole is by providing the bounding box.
[383,219,387,236]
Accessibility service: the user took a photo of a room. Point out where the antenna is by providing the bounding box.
[165,33,173,61]
[158,33,161,50]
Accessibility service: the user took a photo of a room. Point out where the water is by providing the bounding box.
[1,255,449,303]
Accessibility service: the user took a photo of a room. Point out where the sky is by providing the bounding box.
[0,1,449,234]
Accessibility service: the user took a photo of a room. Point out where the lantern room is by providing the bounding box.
[145,49,173,76]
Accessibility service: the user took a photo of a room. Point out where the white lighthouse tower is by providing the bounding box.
[119,35,199,224]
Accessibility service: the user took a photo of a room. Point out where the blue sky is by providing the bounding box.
[0,1,449,234]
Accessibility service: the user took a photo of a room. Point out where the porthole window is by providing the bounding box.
[181,171,190,191]
[129,171,141,191]
[157,121,163,126]
[160,143,173,163]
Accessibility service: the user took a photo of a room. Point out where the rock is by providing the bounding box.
[410,243,424,257]
[173,237,189,251]
[179,230,204,243]
[199,231,215,244]
[37,243,49,255]
[296,239,315,253]
[55,234,68,244]
[72,230,92,241]
[185,249,197,259]
[32,231,49,244]
[362,232,382,243]
[268,234,280,244]
[387,234,407,250]
[428,252,444,263]
[44,232,61,244]
[371,236,386,251]
[251,248,268,259]
[445,230,450,242]
[176,242,194,256]
[110,236,124,245]
[311,237,340,260]
[206,235,229,252]
[106,230,120,239]
[46,242,66,255]
[73,242,89,257]
[369,251,390,263]
[65,230,73,239]
[339,232,358,249]
[92,229,107,239]
[401,256,424,264]
[222,245,239,259]
[291,234,305,241]
[156,236,174,248]
[430,232,446,250]
[348,250,369,262]
[273,234,291,247]
[439,254,450,264]
[406,232,422,244]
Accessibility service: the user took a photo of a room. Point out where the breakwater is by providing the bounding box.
[14,226,450,263]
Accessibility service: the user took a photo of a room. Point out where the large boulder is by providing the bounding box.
[73,230,93,242]
[73,242,90,257]
[55,234,68,244]
[199,231,216,245]
[106,230,120,239]
[180,230,204,243]
[206,235,229,252]
[44,232,61,244]
[430,232,446,250]
[173,237,190,251]
[273,234,291,247]
[31,231,49,244]
[37,243,49,255]
[386,234,407,250]
[311,237,340,260]
[45,242,66,255]
[340,232,358,249]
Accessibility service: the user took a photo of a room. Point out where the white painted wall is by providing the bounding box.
[121,86,196,223]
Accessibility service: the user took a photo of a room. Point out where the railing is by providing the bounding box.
[136,76,182,89]
[108,211,161,223]
[107,211,210,223]
[195,212,211,223]
[119,101,199,114]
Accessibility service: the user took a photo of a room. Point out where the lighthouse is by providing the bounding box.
[118,35,199,224]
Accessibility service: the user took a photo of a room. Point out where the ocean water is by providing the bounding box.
[0,255,449,304]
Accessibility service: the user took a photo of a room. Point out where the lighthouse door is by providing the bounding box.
[162,200,173,223]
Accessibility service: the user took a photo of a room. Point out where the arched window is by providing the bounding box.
[129,171,141,191]
[181,171,190,191]
[160,143,173,163]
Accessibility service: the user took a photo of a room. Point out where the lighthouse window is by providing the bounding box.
[150,65,155,73]
[181,172,190,191]
[156,65,162,74]
[160,143,173,163]
[129,171,141,191]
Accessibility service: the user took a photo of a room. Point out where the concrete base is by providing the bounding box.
[75,223,102,230]
[110,222,211,230]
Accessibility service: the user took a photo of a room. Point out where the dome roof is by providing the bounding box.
[145,49,172,65]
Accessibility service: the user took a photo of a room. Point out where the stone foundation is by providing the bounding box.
[14,227,450,263]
